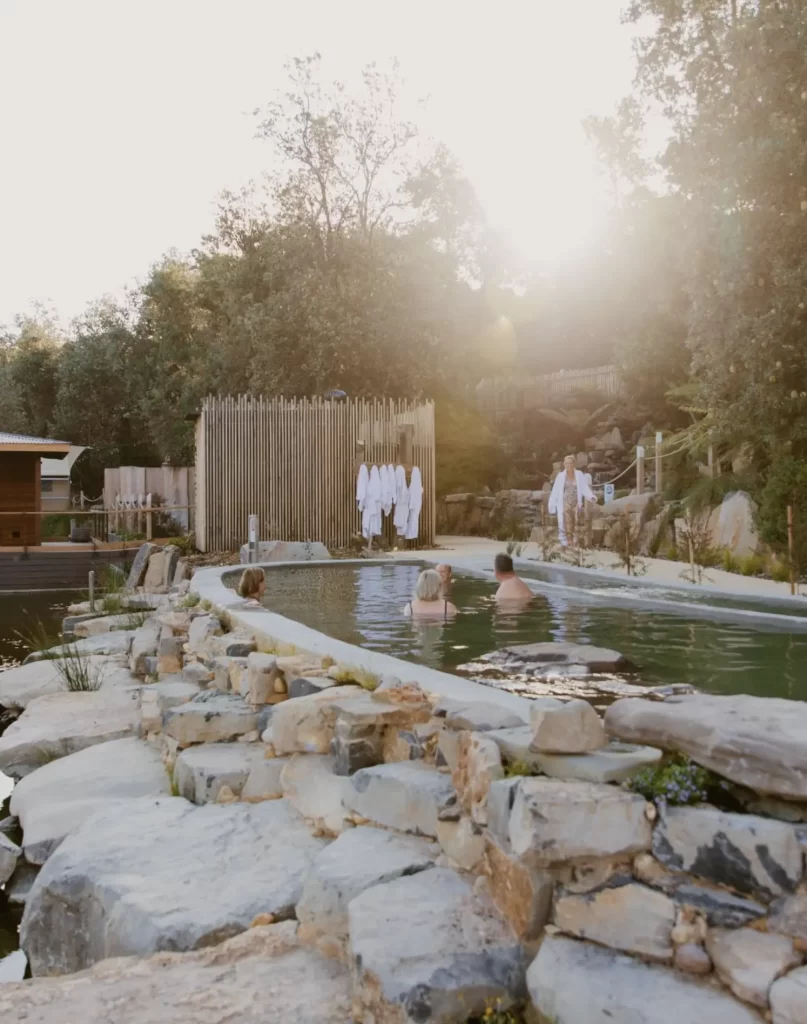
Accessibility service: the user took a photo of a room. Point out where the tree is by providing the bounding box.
[3,312,62,437]
[609,0,807,456]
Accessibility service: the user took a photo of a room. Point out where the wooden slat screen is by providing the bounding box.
[196,396,435,553]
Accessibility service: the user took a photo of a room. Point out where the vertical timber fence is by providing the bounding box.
[195,396,436,553]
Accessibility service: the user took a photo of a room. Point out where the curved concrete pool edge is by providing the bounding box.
[191,559,533,719]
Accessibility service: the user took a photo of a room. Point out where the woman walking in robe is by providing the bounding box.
[548,455,598,547]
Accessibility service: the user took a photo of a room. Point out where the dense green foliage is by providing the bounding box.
[628,754,722,807]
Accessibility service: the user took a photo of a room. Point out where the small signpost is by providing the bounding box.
[604,483,615,504]
[248,514,259,564]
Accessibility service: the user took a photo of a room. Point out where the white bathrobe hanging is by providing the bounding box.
[548,468,596,545]
[380,464,394,516]
[393,465,409,534]
[362,465,383,538]
[356,464,369,512]
[405,466,423,540]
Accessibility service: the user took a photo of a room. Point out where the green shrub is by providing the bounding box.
[738,553,765,576]
[55,646,103,692]
[769,558,791,583]
[180,592,201,609]
[721,549,740,574]
[757,456,807,572]
[627,754,724,807]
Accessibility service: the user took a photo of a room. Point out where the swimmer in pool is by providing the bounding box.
[404,568,458,620]
[493,553,533,605]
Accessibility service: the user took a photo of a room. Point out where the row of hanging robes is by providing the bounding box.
[356,464,423,541]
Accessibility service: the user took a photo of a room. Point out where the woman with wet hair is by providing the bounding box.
[404,568,457,619]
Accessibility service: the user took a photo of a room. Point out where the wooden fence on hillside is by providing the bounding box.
[476,365,622,418]
[194,396,435,553]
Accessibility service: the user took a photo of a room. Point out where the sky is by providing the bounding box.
[0,0,635,326]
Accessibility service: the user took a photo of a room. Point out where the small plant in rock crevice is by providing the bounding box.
[180,592,201,609]
[467,1000,528,1024]
[54,645,105,692]
[503,759,540,779]
[627,753,727,808]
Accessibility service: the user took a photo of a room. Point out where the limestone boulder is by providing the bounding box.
[554,882,677,962]
[434,698,527,732]
[241,756,291,802]
[528,935,764,1024]
[671,883,766,928]
[770,966,807,1024]
[479,642,635,676]
[246,653,283,706]
[349,868,527,1023]
[74,614,135,638]
[270,685,363,755]
[23,631,135,664]
[297,826,435,953]
[653,806,802,900]
[0,657,133,711]
[126,542,157,589]
[770,894,807,944]
[139,679,199,736]
[482,836,553,940]
[20,797,328,976]
[0,688,140,780]
[187,614,222,654]
[606,694,807,800]
[343,762,457,837]
[173,743,266,804]
[509,778,652,864]
[707,928,801,1009]
[0,921,351,1024]
[529,697,606,754]
[0,832,20,885]
[289,676,336,700]
[436,817,486,872]
[162,691,259,746]
[708,491,759,558]
[452,731,503,825]
[128,621,160,677]
[10,737,171,864]
[280,754,352,834]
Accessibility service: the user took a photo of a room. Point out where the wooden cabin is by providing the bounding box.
[0,433,72,546]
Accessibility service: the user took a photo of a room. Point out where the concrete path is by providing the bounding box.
[391,536,807,606]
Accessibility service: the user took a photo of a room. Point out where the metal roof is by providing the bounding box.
[0,432,71,445]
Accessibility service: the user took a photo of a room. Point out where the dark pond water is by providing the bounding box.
[226,563,807,702]
[0,590,76,983]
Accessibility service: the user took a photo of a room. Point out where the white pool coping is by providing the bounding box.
[191,559,533,719]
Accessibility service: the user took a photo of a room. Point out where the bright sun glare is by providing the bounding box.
[0,0,630,321]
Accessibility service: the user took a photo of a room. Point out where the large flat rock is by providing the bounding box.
[0,921,351,1024]
[0,657,133,711]
[509,777,652,864]
[297,826,435,952]
[606,694,807,800]
[24,632,136,665]
[528,934,765,1023]
[349,867,527,1023]
[480,642,635,675]
[0,688,141,780]
[238,540,331,563]
[163,691,259,746]
[653,805,802,900]
[343,762,457,837]
[174,742,266,804]
[11,737,171,864]
[21,797,329,976]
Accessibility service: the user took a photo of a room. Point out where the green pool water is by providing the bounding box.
[231,563,807,702]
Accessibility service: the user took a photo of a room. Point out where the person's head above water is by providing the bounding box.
[494,553,515,579]
[415,568,443,602]
[436,563,452,583]
[238,566,266,600]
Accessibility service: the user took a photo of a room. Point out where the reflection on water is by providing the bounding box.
[237,563,807,702]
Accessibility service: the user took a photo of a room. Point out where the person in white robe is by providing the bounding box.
[548,455,598,547]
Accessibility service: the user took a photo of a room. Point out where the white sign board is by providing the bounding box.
[604,483,615,503]
[248,515,258,543]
